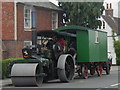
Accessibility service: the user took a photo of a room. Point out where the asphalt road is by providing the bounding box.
[38,70,119,88]
[2,69,119,89]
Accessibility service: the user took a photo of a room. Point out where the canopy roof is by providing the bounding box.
[36,30,76,38]
[56,25,107,33]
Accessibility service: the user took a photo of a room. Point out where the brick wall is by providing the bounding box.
[0,2,2,60]
[58,11,63,27]
[36,7,52,30]
[2,2,14,40]
[2,41,23,59]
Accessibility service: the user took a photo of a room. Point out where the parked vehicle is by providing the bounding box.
[9,26,111,86]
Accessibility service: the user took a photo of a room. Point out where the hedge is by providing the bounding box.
[114,41,120,65]
[0,58,23,79]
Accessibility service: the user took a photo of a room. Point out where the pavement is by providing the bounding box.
[0,66,119,88]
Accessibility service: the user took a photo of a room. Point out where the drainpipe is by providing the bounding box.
[14,1,17,40]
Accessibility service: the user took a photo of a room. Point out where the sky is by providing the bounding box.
[49,0,58,5]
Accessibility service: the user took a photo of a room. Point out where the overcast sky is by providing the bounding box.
[49,0,58,5]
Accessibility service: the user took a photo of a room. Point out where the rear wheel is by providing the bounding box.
[105,62,110,75]
[82,65,88,79]
[96,65,103,77]
[77,66,82,77]
[57,54,75,82]
[90,68,95,75]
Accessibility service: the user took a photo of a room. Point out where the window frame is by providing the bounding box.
[24,6,32,30]
[103,21,105,29]
[24,41,32,47]
[95,31,99,44]
[52,11,58,30]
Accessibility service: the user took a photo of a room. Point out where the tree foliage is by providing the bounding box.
[112,30,120,65]
[114,41,120,65]
[59,2,104,29]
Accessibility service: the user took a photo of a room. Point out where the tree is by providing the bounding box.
[114,41,120,65]
[112,30,120,65]
[59,2,104,29]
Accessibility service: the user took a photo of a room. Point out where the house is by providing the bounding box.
[98,3,120,64]
[0,2,63,60]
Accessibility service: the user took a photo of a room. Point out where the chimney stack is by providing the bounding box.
[107,4,108,9]
[105,3,113,17]
[110,3,112,9]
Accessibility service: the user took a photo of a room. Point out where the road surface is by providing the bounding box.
[2,67,119,89]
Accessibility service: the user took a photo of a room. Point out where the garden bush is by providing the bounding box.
[0,58,23,79]
[114,41,120,65]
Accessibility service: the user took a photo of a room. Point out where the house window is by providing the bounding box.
[24,6,36,30]
[103,21,105,29]
[24,41,32,47]
[95,31,99,43]
[52,11,58,30]
[31,11,36,28]
[24,6,32,29]
[99,25,101,29]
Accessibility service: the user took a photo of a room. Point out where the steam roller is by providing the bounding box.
[10,54,75,87]
[9,27,111,87]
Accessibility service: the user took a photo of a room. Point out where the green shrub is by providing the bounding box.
[0,58,23,79]
[114,41,120,65]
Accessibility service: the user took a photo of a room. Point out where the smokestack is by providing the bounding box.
[32,30,37,46]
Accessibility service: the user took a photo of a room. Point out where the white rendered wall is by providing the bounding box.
[118,36,120,41]
[105,21,117,64]
[98,17,117,64]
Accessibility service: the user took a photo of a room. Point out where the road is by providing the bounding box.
[2,68,119,89]
[36,70,119,88]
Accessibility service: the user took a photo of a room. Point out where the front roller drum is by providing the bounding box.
[57,54,75,82]
[11,63,43,86]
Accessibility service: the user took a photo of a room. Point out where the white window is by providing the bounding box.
[24,6,36,30]
[103,21,105,29]
[24,6,32,29]
[24,41,32,47]
[95,31,99,43]
[52,11,58,30]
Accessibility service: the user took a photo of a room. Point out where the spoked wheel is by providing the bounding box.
[96,65,103,77]
[77,66,82,77]
[90,67,95,75]
[105,62,110,75]
[82,65,88,79]
[65,61,72,79]
[57,54,75,82]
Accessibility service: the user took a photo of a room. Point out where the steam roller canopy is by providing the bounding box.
[11,63,43,86]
